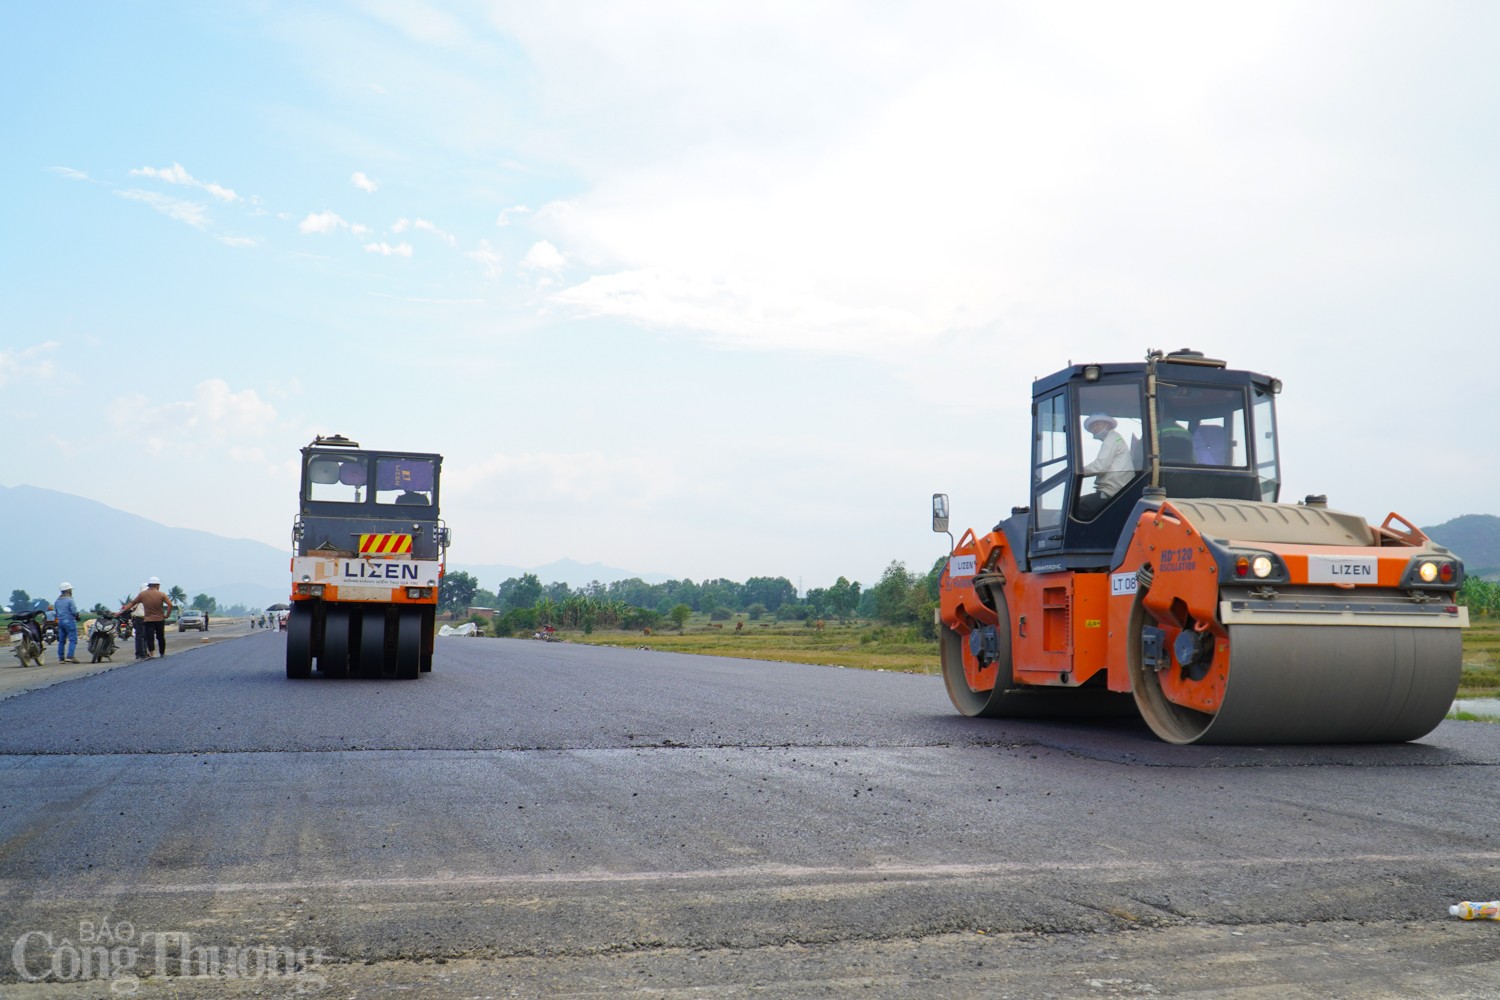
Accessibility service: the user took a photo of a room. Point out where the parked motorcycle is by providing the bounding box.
[87,611,122,663]
[7,610,46,668]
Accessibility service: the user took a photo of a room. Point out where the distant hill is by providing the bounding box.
[0,483,288,611]
[1425,514,1500,577]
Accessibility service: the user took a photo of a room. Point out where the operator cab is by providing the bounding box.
[295,435,447,559]
[1019,350,1282,570]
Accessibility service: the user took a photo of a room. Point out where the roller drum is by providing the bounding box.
[1137,623,1461,745]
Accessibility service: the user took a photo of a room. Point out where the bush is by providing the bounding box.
[504,607,538,632]
[622,607,663,631]
[709,606,733,621]
[746,602,767,621]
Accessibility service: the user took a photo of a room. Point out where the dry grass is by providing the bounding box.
[567,618,940,674]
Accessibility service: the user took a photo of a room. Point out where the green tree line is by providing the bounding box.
[437,558,950,638]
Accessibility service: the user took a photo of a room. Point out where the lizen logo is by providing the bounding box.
[1308,555,1378,584]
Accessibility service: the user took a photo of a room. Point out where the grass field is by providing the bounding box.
[567,616,940,674]
[1459,616,1500,699]
[554,613,1500,701]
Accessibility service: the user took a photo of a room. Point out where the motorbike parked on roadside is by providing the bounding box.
[7,610,46,668]
[87,611,122,663]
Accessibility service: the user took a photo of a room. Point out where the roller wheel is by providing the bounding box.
[395,610,421,680]
[321,607,351,677]
[420,607,434,672]
[286,606,312,679]
[358,610,387,678]
[1126,588,1461,745]
[943,587,1134,720]
[941,615,1012,717]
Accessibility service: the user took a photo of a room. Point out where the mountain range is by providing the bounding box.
[1426,514,1500,577]
[0,484,670,610]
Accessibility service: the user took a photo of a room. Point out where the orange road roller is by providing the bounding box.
[934,349,1467,744]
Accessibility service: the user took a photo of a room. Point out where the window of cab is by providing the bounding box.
[305,453,369,503]
[374,458,436,506]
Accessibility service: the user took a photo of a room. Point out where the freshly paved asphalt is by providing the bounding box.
[2,631,1500,997]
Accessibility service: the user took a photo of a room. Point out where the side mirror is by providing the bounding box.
[932,493,950,533]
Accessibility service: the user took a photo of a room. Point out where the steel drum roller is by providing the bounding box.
[1132,621,1462,745]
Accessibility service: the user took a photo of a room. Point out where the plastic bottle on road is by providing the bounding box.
[1449,901,1500,920]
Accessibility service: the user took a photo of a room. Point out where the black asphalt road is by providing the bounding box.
[2,632,1500,997]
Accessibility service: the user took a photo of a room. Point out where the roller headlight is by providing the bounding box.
[1226,549,1285,583]
[1418,561,1439,583]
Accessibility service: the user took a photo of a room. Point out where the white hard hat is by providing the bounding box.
[148,576,161,585]
[60,582,73,592]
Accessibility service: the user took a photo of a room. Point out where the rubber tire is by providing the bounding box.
[395,610,421,680]
[322,607,351,678]
[358,610,386,678]
[286,606,313,679]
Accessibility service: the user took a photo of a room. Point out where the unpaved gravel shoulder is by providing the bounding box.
[4,919,1499,999]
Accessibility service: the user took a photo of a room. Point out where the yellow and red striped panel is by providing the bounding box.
[359,534,413,555]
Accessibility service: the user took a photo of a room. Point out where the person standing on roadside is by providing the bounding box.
[126,583,150,659]
[54,583,81,663]
[123,577,173,659]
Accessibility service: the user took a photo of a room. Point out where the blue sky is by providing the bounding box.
[3,1,1497,591]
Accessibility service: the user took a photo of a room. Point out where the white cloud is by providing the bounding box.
[115,189,211,230]
[130,162,240,202]
[361,0,472,47]
[554,267,926,358]
[495,205,530,227]
[467,239,502,278]
[522,241,566,273]
[299,210,349,234]
[393,217,455,245]
[503,3,1359,388]
[363,241,413,256]
[414,219,456,246]
[49,166,91,181]
[109,380,277,444]
[0,341,61,389]
[351,171,379,193]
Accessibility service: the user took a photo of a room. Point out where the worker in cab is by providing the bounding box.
[1077,412,1133,519]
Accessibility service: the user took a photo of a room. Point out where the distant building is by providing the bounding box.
[467,607,496,619]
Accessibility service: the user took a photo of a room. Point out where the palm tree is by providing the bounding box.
[169,585,187,607]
